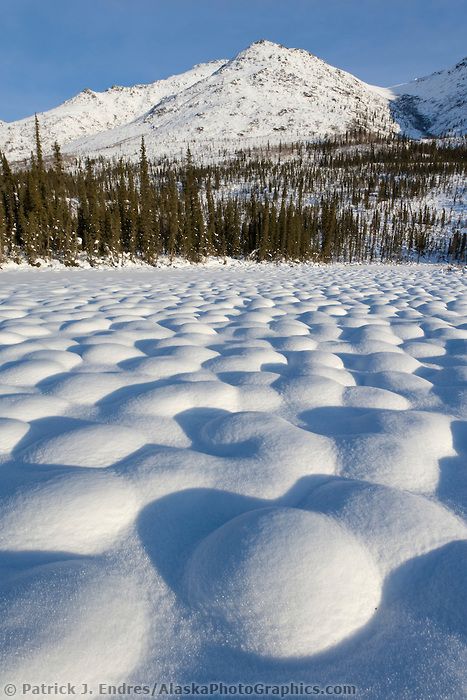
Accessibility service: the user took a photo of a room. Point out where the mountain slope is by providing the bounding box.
[0,59,226,163]
[388,56,467,137]
[0,41,465,163]
[64,40,398,160]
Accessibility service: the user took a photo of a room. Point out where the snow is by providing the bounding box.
[389,56,467,137]
[184,507,382,658]
[64,40,398,161]
[0,472,140,554]
[0,59,226,163]
[0,263,466,697]
[23,423,147,468]
[1,41,466,163]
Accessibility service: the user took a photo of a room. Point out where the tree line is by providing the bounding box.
[0,118,465,266]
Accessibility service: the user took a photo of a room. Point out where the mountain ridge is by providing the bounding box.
[0,41,465,162]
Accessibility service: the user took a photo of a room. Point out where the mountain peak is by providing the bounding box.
[232,39,288,61]
[236,39,315,61]
[251,38,278,46]
[249,39,286,50]
[65,39,398,160]
[0,42,465,163]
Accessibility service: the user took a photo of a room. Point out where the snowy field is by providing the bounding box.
[0,264,466,699]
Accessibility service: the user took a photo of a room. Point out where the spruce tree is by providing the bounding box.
[138,137,156,263]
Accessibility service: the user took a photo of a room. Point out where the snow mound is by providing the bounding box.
[75,342,144,365]
[185,507,381,658]
[0,331,29,345]
[0,263,466,696]
[339,410,454,493]
[23,423,147,467]
[0,472,140,554]
[343,385,410,410]
[0,359,65,386]
[199,411,336,475]
[47,372,132,404]
[1,561,149,686]
[25,348,83,369]
[120,380,240,416]
[0,417,29,452]
[303,479,467,575]
[0,393,70,420]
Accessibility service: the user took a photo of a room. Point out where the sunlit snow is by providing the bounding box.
[0,263,466,698]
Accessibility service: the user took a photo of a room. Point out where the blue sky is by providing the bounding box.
[1,0,466,121]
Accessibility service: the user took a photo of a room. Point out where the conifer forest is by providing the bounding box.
[1,119,465,266]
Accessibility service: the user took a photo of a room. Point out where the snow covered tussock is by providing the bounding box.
[0,263,466,697]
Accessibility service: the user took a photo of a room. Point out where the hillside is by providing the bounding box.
[388,56,467,137]
[64,40,399,160]
[0,41,466,163]
[0,59,226,163]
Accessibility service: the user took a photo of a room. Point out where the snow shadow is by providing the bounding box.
[138,488,261,595]
[438,419,467,517]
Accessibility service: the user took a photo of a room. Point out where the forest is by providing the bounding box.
[0,118,466,266]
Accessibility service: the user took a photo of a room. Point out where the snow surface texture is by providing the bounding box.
[0,264,466,698]
[1,41,466,163]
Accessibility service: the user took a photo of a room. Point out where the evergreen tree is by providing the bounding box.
[138,137,157,263]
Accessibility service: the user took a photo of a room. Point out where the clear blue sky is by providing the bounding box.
[1,0,466,121]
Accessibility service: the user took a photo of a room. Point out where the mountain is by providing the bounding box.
[60,41,398,160]
[388,56,467,137]
[0,41,465,163]
[0,59,226,163]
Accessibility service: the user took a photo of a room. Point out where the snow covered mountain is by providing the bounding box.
[0,41,465,163]
[0,59,226,163]
[62,41,399,160]
[388,56,467,138]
